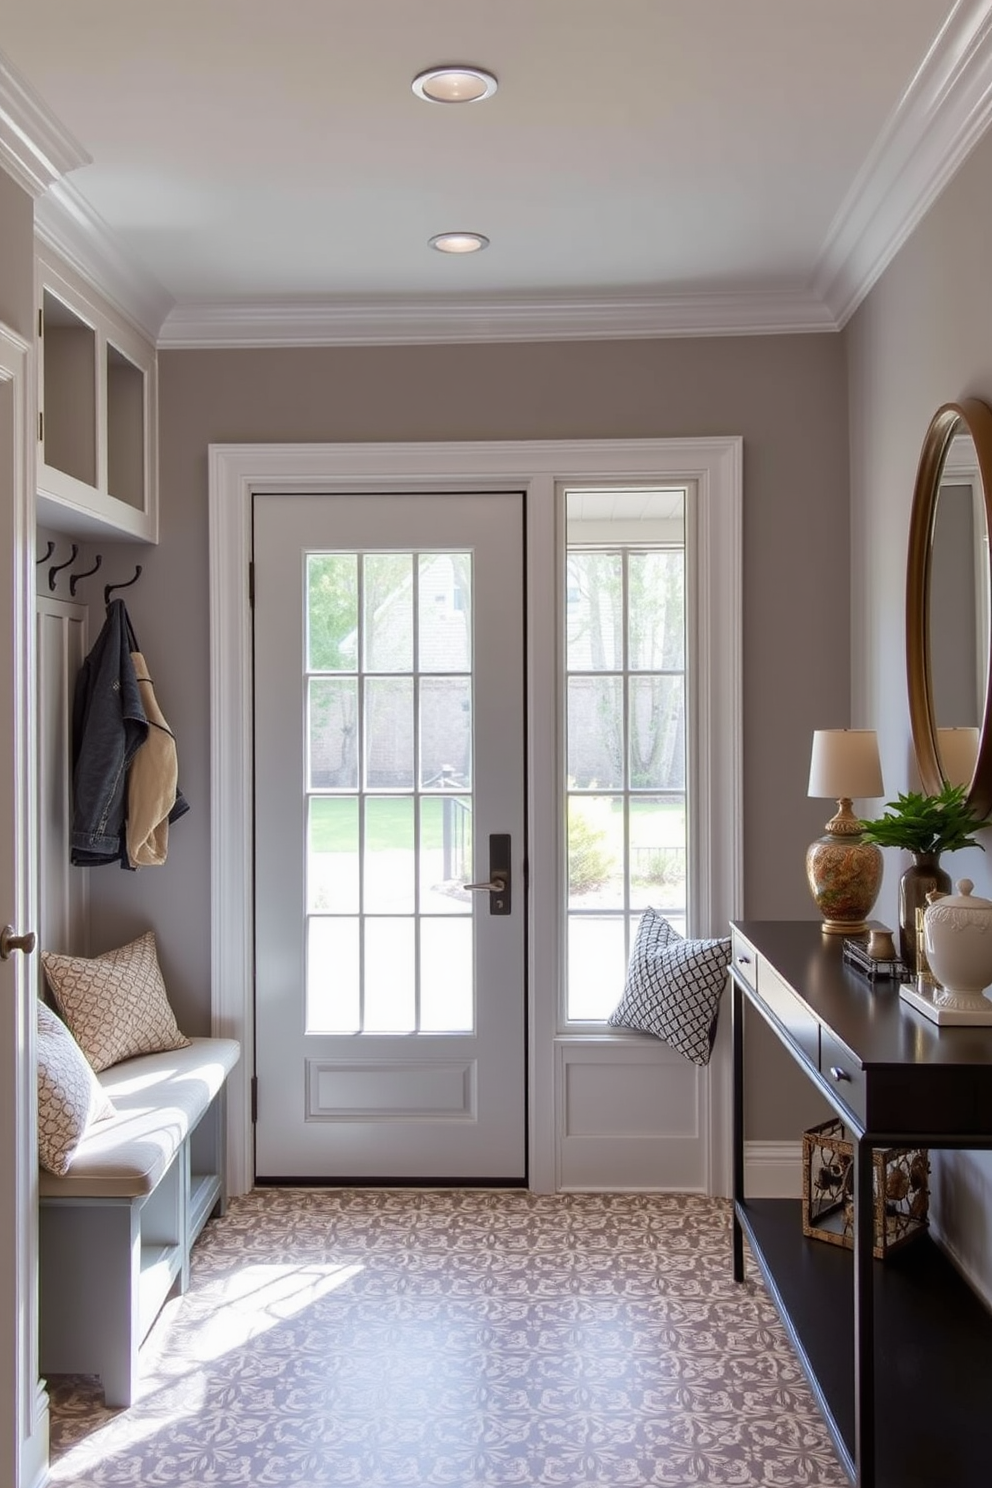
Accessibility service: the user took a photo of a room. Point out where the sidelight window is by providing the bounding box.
[564,488,687,1021]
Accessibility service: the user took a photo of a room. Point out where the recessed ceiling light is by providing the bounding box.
[412,66,498,104]
[429,232,490,254]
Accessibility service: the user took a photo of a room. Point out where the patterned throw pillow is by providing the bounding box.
[37,1000,116,1175]
[608,908,731,1066]
[41,930,191,1073]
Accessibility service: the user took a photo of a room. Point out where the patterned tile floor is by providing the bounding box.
[47,1189,847,1487]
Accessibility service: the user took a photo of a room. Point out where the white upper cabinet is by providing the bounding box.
[36,246,158,543]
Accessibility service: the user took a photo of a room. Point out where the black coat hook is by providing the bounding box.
[104,565,142,606]
[69,554,103,598]
[48,544,78,593]
[36,540,55,565]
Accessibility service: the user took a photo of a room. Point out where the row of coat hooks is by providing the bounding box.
[37,541,142,605]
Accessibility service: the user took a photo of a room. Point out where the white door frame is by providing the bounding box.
[0,325,47,1487]
[208,438,742,1199]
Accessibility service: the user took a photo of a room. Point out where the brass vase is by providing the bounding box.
[899,852,952,969]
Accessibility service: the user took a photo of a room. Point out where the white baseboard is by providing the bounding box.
[927,1150,992,1313]
[744,1140,803,1198]
[933,1224,992,1312]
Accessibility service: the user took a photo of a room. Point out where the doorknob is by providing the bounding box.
[462,834,511,915]
[0,925,36,960]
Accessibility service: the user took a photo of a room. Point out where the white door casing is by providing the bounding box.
[252,490,526,1179]
[209,439,742,1200]
[0,324,48,1487]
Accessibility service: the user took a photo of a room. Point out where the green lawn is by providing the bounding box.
[312,794,681,856]
[310,796,468,852]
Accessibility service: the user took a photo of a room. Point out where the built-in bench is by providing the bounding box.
[38,1036,240,1407]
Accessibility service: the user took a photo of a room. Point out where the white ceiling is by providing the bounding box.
[1,0,989,346]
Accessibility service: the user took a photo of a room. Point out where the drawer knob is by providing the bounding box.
[829,1065,851,1083]
[736,954,751,966]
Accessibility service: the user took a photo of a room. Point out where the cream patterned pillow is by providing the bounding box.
[37,1001,116,1175]
[41,930,190,1073]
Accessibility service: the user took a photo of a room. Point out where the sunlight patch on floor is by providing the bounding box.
[48,1260,364,1482]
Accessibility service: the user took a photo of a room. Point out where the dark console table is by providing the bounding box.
[731,920,992,1488]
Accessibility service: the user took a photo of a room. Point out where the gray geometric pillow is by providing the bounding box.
[608,908,731,1066]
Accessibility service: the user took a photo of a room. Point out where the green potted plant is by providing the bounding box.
[859,782,989,967]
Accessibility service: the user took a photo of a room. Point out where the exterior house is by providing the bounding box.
[3,23,992,1486]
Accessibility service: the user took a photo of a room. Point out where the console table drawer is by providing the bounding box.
[820,1028,866,1123]
[756,961,819,1068]
[731,930,757,992]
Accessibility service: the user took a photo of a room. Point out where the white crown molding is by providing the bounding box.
[814,0,992,327]
[9,5,992,349]
[34,179,174,344]
[0,51,89,197]
[158,285,838,349]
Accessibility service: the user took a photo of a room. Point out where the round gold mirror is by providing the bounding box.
[907,398,992,817]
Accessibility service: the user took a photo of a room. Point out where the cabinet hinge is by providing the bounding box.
[38,410,43,443]
[38,308,43,339]
[251,1074,258,1123]
[248,560,255,609]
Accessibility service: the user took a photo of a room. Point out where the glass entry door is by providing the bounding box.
[252,491,526,1181]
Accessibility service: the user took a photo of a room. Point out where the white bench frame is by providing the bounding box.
[39,1045,234,1407]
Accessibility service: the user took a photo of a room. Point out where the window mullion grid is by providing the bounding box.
[680,522,691,931]
[357,553,367,1034]
[467,552,477,1035]
[303,575,313,1036]
[412,552,422,1034]
[563,515,691,1021]
[621,548,632,966]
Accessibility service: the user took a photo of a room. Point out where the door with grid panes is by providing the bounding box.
[252,491,526,1180]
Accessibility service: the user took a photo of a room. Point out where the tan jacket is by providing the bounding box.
[126,652,179,868]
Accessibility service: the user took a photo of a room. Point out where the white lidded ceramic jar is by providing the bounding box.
[923,879,992,1012]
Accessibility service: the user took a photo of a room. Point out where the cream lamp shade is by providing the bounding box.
[805,729,884,934]
[936,727,980,790]
[807,729,885,801]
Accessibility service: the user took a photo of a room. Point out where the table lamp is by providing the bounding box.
[806,729,884,934]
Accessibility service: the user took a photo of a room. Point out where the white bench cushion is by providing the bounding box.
[38,1037,240,1200]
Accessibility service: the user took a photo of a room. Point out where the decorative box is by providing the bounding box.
[842,935,910,984]
[801,1117,929,1259]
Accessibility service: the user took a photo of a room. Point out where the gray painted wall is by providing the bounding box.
[0,169,35,342]
[847,123,992,1291]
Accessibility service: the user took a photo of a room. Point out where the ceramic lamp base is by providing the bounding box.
[805,829,883,936]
